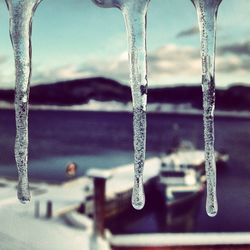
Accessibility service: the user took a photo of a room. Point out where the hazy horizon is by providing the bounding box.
[0,75,249,91]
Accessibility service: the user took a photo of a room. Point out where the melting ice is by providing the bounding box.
[191,0,222,217]
[5,0,42,203]
[92,0,150,209]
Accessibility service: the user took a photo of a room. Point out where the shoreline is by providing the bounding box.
[0,103,249,119]
[0,174,63,185]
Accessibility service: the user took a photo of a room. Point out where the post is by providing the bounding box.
[34,200,40,218]
[87,169,112,238]
[46,200,52,219]
[94,178,106,237]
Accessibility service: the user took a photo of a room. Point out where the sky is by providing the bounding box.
[0,0,250,89]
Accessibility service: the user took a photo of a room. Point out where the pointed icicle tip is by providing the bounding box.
[206,202,218,217]
[18,197,30,204]
[132,176,145,210]
[132,194,145,210]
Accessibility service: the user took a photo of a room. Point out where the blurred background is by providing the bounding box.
[0,0,249,249]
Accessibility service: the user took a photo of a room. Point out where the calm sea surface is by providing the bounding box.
[0,109,249,233]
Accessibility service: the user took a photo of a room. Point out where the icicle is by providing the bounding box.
[191,0,222,217]
[5,0,42,203]
[91,0,150,210]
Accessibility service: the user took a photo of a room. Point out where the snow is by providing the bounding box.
[0,101,249,119]
[106,157,160,197]
[0,190,89,249]
[0,178,99,250]
[0,157,160,249]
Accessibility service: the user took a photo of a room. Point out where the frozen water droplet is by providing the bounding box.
[92,0,150,210]
[191,0,222,217]
[17,174,30,203]
[132,176,145,210]
[5,0,42,203]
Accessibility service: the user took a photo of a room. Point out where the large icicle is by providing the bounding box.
[122,1,150,210]
[91,0,150,210]
[5,0,42,203]
[191,0,222,217]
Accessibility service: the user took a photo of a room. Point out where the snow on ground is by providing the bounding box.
[0,199,91,250]
[0,177,111,250]
[0,157,160,250]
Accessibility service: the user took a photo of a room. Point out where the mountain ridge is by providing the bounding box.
[0,77,249,111]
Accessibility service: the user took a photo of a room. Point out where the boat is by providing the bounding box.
[157,141,228,208]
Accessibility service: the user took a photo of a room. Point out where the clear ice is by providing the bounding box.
[191,0,222,217]
[5,0,42,203]
[91,0,150,210]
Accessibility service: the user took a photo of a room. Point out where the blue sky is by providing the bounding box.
[0,0,250,89]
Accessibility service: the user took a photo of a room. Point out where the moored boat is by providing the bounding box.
[157,141,228,208]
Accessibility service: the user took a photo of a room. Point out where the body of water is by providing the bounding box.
[0,109,249,233]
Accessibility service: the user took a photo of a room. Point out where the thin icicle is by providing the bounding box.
[191,0,222,217]
[5,0,42,203]
[91,0,150,210]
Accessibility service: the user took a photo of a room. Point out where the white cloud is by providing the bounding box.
[1,43,250,89]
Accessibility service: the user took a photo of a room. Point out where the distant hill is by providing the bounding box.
[149,84,250,111]
[0,77,249,111]
[0,77,131,105]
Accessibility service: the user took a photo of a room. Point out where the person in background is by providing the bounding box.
[66,162,77,178]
